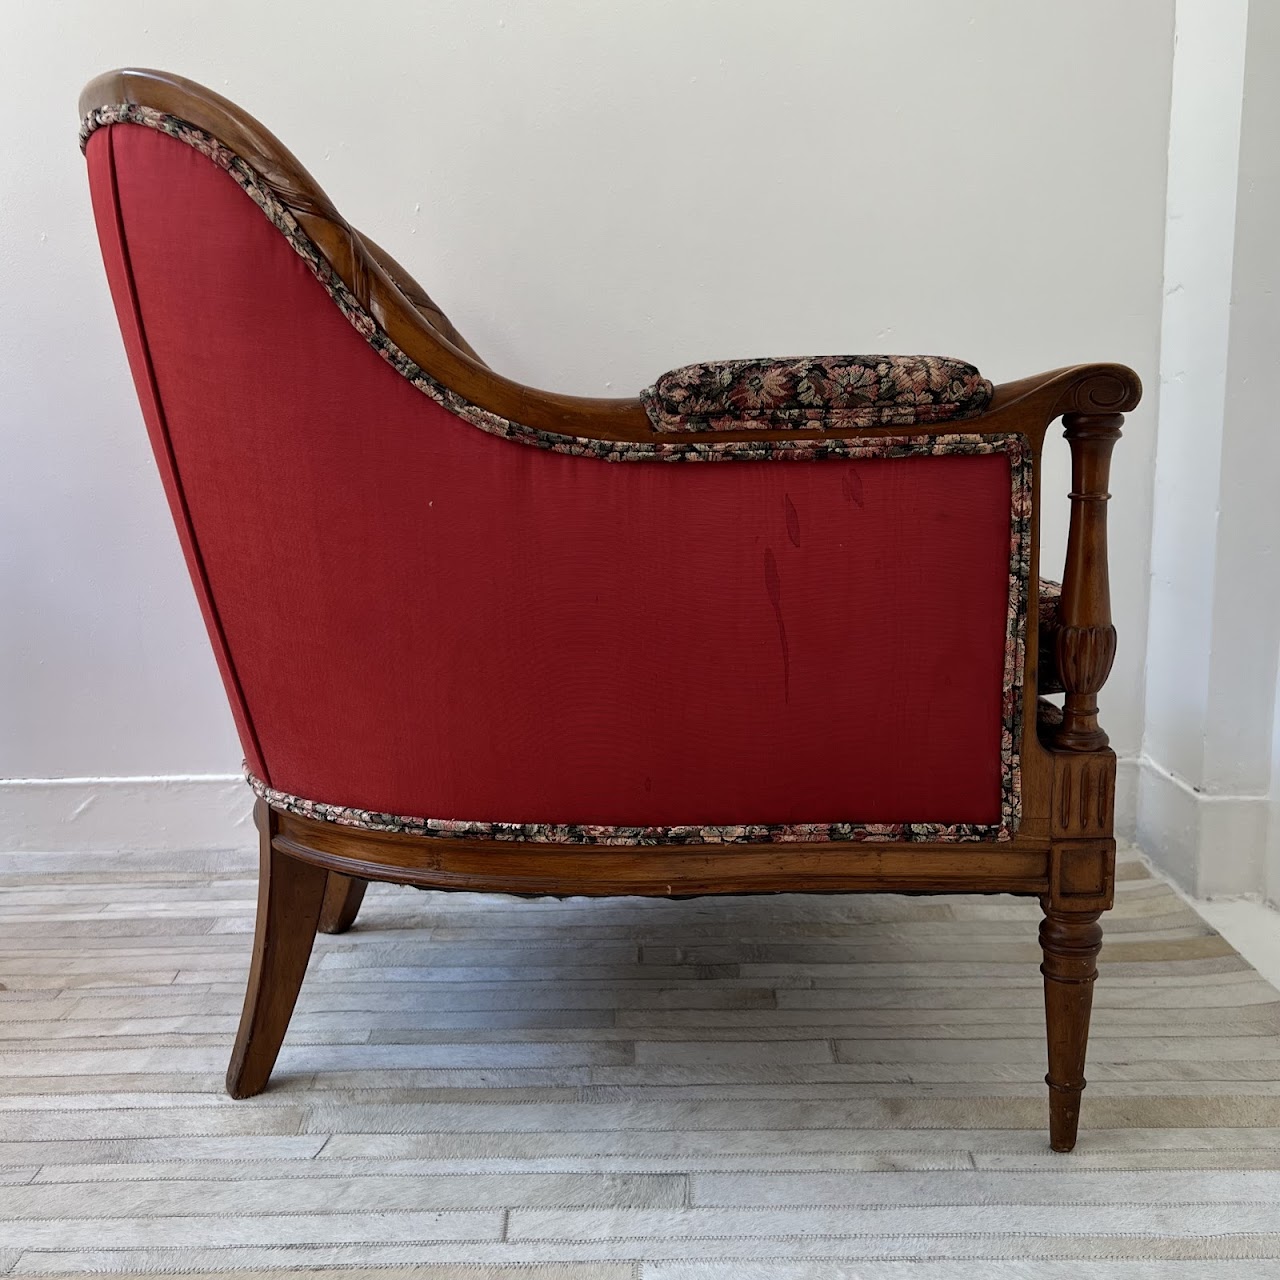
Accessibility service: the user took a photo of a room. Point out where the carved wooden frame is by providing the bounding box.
[80,68,1142,1152]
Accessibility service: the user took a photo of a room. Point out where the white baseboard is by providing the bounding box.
[0,774,255,855]
[1115,754,1140,843]
[1135,754,1271,898]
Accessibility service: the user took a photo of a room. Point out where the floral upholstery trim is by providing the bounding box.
[83,104,1033,842]
[1038,578,1064,695]
[642,356,993,432]
[247,771,1013,846]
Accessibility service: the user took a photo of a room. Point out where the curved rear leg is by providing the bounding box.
[319,874,369,934]
[226,800,328,1099]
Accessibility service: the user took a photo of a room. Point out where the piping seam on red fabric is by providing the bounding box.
[103,125,270,783]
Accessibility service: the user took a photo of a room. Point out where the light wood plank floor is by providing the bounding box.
[2,848,1280,1276]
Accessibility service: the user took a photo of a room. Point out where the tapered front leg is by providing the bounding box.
[319,874,369,934]
[1040,905,1104,1152]
[226,800,328,1099]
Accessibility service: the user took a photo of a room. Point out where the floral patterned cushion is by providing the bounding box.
[641,355,993,432]
[1039,579,1064,695]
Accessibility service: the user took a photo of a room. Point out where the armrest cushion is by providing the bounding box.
[641,354,993,432]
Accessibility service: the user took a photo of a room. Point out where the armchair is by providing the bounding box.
[80,69,1139,1152]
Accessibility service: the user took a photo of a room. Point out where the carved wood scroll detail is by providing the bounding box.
[1055,368,1142,416]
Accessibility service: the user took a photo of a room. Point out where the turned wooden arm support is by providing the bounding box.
[1050,368,1140,751]
[1053,411,1121,751]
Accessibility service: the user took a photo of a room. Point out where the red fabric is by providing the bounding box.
[87,128,267,778]
[89,123,1013,827]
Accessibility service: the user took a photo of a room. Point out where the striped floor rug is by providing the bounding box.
[2,846,1280,1277]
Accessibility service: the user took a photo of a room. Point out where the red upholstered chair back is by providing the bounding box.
[87,121,1023,837]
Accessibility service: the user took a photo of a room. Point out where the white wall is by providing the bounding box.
[1225,0,1280,906]
[0,0,1175,850]
[1138,0,1280,899]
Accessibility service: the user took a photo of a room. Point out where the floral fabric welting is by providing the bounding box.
[248,773,1011,846]
[83,104,1033,842]
[642,355,994,432]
